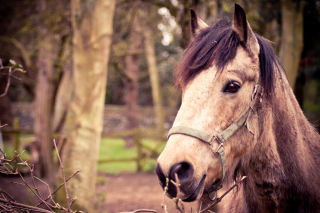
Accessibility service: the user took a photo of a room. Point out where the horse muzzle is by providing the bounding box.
[155,162,206,202]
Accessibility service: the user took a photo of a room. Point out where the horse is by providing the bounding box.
[156,3,320,213]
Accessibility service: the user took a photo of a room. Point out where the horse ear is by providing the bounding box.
[232,3,259,55]
[232,3,247,43]
[191,9,208,37]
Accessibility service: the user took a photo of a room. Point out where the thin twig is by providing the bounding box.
[198,200,203,213]
[17,166,53,211]
[12,152,53,211]
[161,178,169,213]
[0,198,53,213]
[53,139,71,212]
[0,190,15,202]
[36,170,80,207]
[0,66,12,98]
[69,198,77,208]
[0,145,80,212]
[133,209,157,213]
[34,177,57,205]
[171,173,184,213]
[0,61,26,97]
[200,176,247,213]
[0,124,8,128]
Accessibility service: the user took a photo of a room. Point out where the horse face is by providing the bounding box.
[156,4,261,202]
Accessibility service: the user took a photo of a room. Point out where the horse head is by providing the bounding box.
[156,4,267,202]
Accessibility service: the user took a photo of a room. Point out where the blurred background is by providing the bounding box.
[0,0,319,212]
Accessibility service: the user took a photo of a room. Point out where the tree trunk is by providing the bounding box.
[124,10,142,148]
[142,9,165,135]
[52,67,72,132]
[52,42,72,133]
[34,0,57,185]
[179,0,192,48]
[279,0,304,89]
[58,0,115,211]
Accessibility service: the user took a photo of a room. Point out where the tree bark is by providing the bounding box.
[179,0,192,48]
[279,0,304,89]
[52,38,72,133]
[34,0,57,186]
[124,9,142,148]
[58,0,115,211]
[142,9,165,135]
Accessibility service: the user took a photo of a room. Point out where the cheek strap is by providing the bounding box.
[167,85,263,193]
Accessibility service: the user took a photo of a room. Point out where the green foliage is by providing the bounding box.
[304,80,320,113]
[3,143,30,161]
[26,188,36,206]
[142,160,157,173]
[96,192,106,202]
[96,176,106,185]
[8,59,23,68]
[304,99,320,113]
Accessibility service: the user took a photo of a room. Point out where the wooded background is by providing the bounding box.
[0,0,320,212]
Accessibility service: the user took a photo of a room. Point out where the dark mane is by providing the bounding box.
[175,20,282,99]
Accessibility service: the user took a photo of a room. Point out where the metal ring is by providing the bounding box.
[208,191,217,201]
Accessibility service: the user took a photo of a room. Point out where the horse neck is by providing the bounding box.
[241,71,320,211]
[265,71,320,177]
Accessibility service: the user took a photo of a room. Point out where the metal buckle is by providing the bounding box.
[215,142,224,153]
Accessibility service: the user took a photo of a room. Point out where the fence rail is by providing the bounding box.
[1,118,167,172]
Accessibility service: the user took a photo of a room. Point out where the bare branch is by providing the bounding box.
[0,37,31,68]
[0,141,81,212]
[200,176,247,213]
[171,173,185,213]
[53,139,72,212]
[0,198,53,213]
[0,58,27,97]
[161,178,169,213]
[36,170,80,207]
[133,209,157,213]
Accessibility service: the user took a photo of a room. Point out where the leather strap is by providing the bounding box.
[168,126,215,145]
[167,85,263,195]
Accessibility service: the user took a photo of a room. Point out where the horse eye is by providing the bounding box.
[224,82,240,93]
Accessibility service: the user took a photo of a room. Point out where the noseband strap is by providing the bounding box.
[168,126,215,144]
[167,85,263,194]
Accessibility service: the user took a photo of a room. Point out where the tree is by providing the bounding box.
[123,4,142,148]
[141,5,165,135]
[279,0,304,89]
[57,0,116,211]
[34,0,63,185]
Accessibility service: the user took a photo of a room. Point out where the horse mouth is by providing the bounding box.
[182,175,206,202]
[156,164,207,202]
[183,177,222,202]
[203,178,222,194]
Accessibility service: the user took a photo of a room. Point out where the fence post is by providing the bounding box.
[13,117,20,151]
[135,129,142,172]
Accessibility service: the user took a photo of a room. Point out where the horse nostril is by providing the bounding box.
[169,162,194,185]
[155,164,166,189]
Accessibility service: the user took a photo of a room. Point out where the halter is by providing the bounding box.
[167,85,263,199]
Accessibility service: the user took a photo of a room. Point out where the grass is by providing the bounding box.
[2,135,166,175]
[98,138,166,174]
[98,138,137,174]
[2,139,31,161]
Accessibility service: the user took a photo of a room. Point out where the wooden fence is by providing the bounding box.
[1,118,167,172]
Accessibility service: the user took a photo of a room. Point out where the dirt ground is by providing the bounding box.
[97,172,199,213]
[0,172,199,213]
